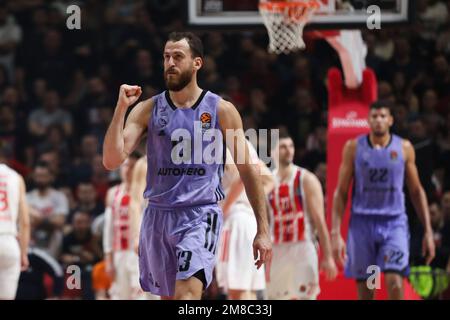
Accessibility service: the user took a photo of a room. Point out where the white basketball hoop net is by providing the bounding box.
[259,0,321,54]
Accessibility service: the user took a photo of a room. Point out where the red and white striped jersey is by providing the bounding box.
[111,185,131,252]
[268,165,314,244]
[0,164,20,236]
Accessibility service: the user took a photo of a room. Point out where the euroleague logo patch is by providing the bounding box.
[390,150,398,161]
[200,112,212,131]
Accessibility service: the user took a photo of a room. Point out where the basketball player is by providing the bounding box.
[129,155,147,254]
[0,142,30,300]
[103,152,145,299]
[102,32,271,300]
[267,133,337,300]
[216,140,274,300]
[332,101,435,300]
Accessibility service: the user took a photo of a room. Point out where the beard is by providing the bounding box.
[279,158,293,167]
[35,182,50,191]
[372,129,388,137]
[164,68,193,92]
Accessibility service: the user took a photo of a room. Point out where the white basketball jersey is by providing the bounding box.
[268,165,315,244]
[0,164,20,236]
[111,184,131,252]
[222,141,261,211]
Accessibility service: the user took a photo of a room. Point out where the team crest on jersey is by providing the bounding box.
[390,151,398,161]
[200,112,212,131]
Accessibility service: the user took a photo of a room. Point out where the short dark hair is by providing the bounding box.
[167,32,204,59]
[278,127,293,141]
[370,100,394,114]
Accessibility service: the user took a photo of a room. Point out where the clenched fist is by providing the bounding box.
[117,84,142,110]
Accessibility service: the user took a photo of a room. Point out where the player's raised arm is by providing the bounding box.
[403,140,435,265]
[103,85,152,170]
[331,139,356,267]
[218,99,272,270]
[303,171,337,281]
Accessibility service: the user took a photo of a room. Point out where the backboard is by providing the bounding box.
[186,0,414,28]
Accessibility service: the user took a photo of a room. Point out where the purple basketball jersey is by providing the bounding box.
[351,134,406,216]
[144,90,225,208]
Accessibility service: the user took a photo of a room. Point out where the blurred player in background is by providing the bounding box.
[0,142,30,300]
[267,133,337,300]
[103,32,271,300]
[128,155,160,300]
[332,101,435,300]
[129,155,147,254]
[103,152,145,299]
[216,140,274,300]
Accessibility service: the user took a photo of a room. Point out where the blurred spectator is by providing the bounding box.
[411,202,450,271]
[27,162,69,258]
[287,87,320,145]
[38,148,68,187]
[28,29,73,93]
[373,30,394,61]
[392,102,410,137]
[432,55,450,103]
[408,117,439,197]
[421,89,444,136]
[247,88,271,129]
[59,185,77,214]
[384,38,420,83]
[91,154,110,204]
[314,162,327,197]
[127,49,160,88]
[67,181,104,223]
[0,104,30,167]
[199,55,224,93]
[0,3,22,81]
[428,202,450,269]
[36,125,70,164]
[223,76,248,113]
[76,77,113,136]
[301,125,327,171]
[442,191,450,222]
[28,89,73,139]
[69,134,99,187]
[60,211,101,300]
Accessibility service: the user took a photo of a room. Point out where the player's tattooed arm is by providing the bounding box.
[103,85,153,170]
[218,99,272,269]
[331,139,356,267]
[404,139,435,265]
